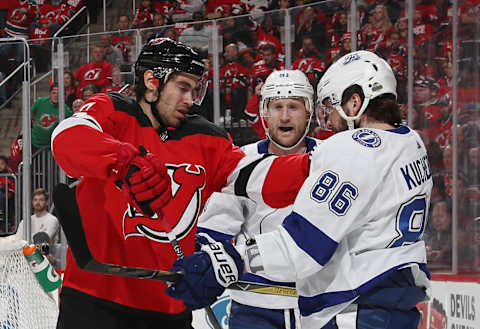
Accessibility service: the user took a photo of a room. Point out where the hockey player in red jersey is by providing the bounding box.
[51,38,245,329]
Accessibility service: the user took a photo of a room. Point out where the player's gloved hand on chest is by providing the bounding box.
[165,240,244,310]
[114,143,171,217]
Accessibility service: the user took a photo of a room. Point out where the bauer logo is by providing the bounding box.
[206,295,231,329]
[342,53,360,65]
[352,129,381,148]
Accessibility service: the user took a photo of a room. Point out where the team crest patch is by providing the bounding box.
[352,129,381,148]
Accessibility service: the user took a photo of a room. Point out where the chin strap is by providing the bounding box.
[146,98,169,141]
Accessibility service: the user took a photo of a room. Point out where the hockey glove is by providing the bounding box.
[114,143,171,217]
[166,240,244,310]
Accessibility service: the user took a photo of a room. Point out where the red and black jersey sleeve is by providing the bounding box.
[51,93,132,180]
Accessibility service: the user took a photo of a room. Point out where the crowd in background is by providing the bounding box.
[0,0,479,272]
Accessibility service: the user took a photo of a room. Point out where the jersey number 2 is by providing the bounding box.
[389,194,428,248]
[311,171,358,216]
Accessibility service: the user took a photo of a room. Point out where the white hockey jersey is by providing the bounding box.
[250,126,432,328]
[197,137,318,309]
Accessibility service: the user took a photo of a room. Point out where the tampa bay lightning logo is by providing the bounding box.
[352,129,381,148]
[206,295,231,329]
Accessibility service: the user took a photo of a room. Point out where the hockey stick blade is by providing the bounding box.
[53,183,297,297]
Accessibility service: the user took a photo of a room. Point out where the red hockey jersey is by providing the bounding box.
[51,93,245,314]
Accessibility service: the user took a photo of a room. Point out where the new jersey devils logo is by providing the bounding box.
[123,164,206,242]
[38,114,58,128]
[84,68,102,80]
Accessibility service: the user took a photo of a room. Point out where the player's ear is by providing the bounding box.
[346,93,362,116]
[143,70,157,92]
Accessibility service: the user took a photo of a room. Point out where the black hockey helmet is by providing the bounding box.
[134,38,207,105]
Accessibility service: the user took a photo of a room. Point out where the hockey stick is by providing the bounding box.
[52,183,298,298]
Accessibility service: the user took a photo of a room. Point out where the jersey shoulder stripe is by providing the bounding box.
[234,154,274,198]
[107,92,152,127]
[169,114,231,141]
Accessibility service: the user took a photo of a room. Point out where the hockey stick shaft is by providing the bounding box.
[53,184,298,297]
[153,214,221,329]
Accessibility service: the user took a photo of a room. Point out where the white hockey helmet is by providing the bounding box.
[260,69,314,150]
[317,50,397,130]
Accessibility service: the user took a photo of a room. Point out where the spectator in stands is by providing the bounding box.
[16,188,60,263]
[220,43,252,124]
[64,70,77,108]
[29,17,51,73]
[363,0,402,27]
[239,47,256,68]
[244,78,266,139]
[437,61,453,99]
[72,98,83,113]
[112,15,134,64]
[425,200,452,267]
[292,35,325,87]
[251,43,284,88]
[0,0,38,91]
[31,84,73,153]
[101,66,130,95]
[326,32,351,66]
[269,0,291,26]
[412,8,436,61]
[74,44,114,98]
[100,33,124,67]
[80,83,98,101]
[0,155,15,230]
[361,4,393,52]
[250,20,283,58]
[459,0,480,41]
[394,16,408,48]
[8,130,22,173]
[295,6,327,54]
[168,0,205,23]
[178,11,211,56]
[380,31,407,102]
[329,10,348,48]
[260,13,281,42]
[132,0,154,29]
[413,76,440,129]
[142,12,166,41]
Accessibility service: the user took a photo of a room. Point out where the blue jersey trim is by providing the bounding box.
[257,137,318,154]
[239,272,296,288]
[282,212,338,266]
[196,226,234,242]
[305,136,317,152]
[298,262,429,316]
[257,139,269,154]
[386,125,410,135]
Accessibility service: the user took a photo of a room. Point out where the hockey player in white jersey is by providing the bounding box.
[167,50,432,329]
[197,69,318,329]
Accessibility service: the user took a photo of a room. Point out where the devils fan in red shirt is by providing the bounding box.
[74,45,114,98]
[52,38,245,329]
